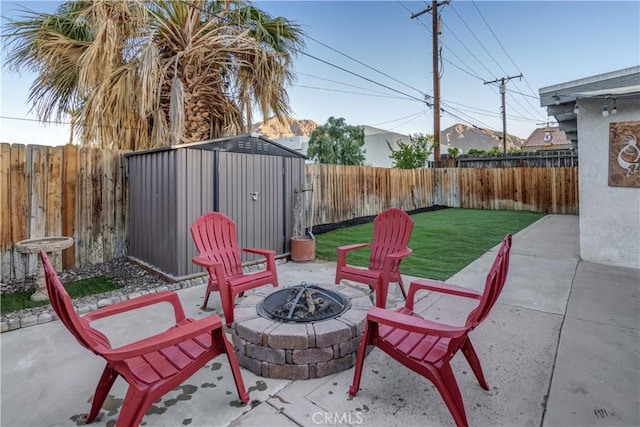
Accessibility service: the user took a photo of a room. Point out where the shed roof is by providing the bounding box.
[126,133,308,159]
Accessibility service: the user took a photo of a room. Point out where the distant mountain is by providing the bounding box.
[252,116,319,139]
[440,124,524,154]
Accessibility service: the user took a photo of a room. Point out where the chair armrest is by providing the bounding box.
[382,247,413,268]
[192,255,221,268]
[336,243,370,269]
[102,315,223,361]
[367,307,465,338]
[192,255,229,290]
[337,243,370,254]
[84,291,187,323]
[241,248,276,258]
[380,247,413,283]
[406,278,482,311]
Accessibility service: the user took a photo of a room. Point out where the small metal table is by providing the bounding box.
[15,236,75,302]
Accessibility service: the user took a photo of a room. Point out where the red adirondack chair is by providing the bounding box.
[349,234,512,427]
[39,250,249,427]
[191,212,278,327]
[334,207,414,308]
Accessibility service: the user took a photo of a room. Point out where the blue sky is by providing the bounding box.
[1,1,639,146]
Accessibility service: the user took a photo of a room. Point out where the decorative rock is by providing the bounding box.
[77,304,93,314]
[22,315,39,329]
[7,318,20,331]
[38,313,53,324]
[97,298,113,308]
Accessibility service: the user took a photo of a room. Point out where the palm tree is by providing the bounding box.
[3,0,305,150]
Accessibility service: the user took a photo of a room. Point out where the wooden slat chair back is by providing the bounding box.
[40,250,249,427]
[349,234,513,427]
[335,207,414,308]
[191,212,278,327]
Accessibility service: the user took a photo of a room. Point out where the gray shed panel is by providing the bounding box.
[218,152,284,262]
[128,150,179,273]
[127,135,306,280]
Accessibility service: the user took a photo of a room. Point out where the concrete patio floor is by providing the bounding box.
[1,214,638,427]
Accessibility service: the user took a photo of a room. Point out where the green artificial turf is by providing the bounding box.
[315,208,546,281]
[0,276,122,315]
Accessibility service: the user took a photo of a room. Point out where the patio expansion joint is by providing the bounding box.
[539,258,579,426]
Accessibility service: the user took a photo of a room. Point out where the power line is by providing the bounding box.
[388,111,429,131]
[291,84,416,101]
[305,35,428,99]
[470,0,545,119]
[448,2,508,77]
[444,2,543,121]
[403,0,521,123]
[298,51,430,105]
[371,110,427,127]
[297,72,408,97]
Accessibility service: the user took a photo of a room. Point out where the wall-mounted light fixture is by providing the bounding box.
[602,103,610,118]
[553,94,560,105]
[611,98,618,115]
[573,101,580,115]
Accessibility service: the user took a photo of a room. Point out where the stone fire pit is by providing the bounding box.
[231,283,372,380]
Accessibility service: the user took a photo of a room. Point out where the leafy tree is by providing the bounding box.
[387,133,435,169]
[468,148,486,155]
[447,146,460,158]
[307,116,366,165]
[3,0,305,150]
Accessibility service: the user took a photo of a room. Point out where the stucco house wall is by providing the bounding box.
[361,126,408,168]
[577,97,640,269]
[276,126,409,168]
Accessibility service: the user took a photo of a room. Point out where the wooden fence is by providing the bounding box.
[456,151,578,168]
[306,164,578,225]
[1,143,128,282]
[1,143,578,282]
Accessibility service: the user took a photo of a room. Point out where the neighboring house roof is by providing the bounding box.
[522,127,572,151]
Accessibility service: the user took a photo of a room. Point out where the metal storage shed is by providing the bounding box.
[126,134,307,281]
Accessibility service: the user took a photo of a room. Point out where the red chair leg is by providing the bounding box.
[201,289,212,309]
[221,289,236,327]
[460,338,488,390]
[398,278,408,300]
[87,365,118,423]
[432,362,469,427]
[115,386,147,427]
[375,280,389,308]
[216,328,250,403]
[349,322,374,396]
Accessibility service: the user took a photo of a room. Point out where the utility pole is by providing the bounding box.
[484,74,522,155]
[411,0,449,167]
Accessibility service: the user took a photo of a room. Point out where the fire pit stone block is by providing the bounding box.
[313,319,352,348]
[267,323,310,350]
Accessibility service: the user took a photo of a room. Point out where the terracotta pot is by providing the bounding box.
[290,237,316,263]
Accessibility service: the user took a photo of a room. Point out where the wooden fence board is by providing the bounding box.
[0,144,11,279]
[10,145,27,280]
[62,145,77,269]
[0,144,10,249]
[46,147,63,270]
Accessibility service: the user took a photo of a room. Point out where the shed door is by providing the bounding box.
[218,152,285,258]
